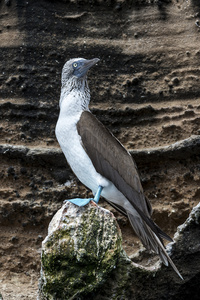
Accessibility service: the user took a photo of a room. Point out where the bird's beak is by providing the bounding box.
[79,58,100,77]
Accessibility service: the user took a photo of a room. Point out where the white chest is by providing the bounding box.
[55,112,108,193]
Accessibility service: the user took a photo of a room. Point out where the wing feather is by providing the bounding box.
[77,111,172,241]
[76,111,184,278]
[77,111,149,214]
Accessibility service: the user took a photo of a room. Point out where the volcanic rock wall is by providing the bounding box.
[0,0,200,298]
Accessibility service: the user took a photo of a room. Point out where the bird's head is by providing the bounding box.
[61,57,100,87]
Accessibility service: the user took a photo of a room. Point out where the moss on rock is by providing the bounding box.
[39,200,200,299]
[38,201,126,299]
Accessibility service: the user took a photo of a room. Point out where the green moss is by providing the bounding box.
[42,251,107,299]
[40,205,125,299]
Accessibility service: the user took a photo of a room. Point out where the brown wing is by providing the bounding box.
[77,111,173,241]
[76,111,184,278]
[77,111,148,211]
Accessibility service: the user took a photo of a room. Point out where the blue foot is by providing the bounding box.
[65,186,103,207]
[67,198,93,207]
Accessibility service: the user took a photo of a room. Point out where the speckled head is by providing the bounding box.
[61,58,100,87]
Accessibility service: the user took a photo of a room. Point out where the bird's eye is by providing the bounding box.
[73,62,78,68]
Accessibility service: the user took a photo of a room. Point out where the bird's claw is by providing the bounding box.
[64,186,103,207]
[64,198,93,207]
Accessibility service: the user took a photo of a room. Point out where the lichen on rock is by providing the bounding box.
[38,200,200,300]
[38,201,129,299]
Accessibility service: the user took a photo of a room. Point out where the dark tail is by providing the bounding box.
[127,212,183,280]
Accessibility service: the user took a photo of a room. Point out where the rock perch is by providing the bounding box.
[38,202,200,300]
[38,201,134,299]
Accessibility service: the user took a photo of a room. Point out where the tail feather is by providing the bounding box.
[154,233,183,280]
[127,212,183,280]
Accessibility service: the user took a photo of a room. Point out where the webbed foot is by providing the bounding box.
[64,186,103,207]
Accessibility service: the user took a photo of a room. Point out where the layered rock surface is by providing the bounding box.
[1,0,200,298]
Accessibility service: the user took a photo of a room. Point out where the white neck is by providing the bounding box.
[59,76,90,116]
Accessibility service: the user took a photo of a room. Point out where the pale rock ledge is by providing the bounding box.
[38,201,200,300]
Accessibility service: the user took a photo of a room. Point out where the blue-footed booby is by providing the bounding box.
[55,58,183,279]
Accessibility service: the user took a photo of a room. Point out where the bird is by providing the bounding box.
[55,57,183,279]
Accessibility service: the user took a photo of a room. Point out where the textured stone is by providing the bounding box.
[38,201,200,300]
[38,201,134,299]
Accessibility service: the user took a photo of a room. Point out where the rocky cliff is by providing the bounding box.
[0,0,200,298]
